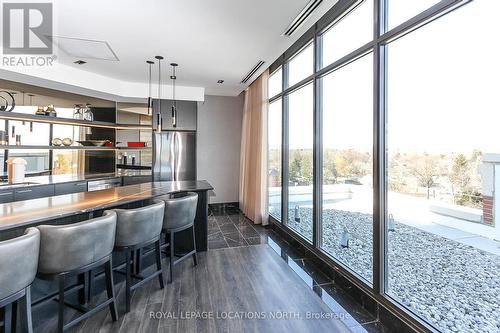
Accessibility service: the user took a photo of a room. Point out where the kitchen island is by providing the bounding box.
[0,180,213,251]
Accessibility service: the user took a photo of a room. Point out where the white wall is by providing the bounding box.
[197,94,244,204]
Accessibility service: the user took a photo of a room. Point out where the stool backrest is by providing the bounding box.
[160,192,198,231]
[0,228,40,301]
[37,211,116,275]
[108,199,165,247]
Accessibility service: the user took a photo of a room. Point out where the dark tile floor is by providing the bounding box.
[207,203,392,333]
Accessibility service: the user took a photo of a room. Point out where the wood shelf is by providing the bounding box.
[0,111,152,130]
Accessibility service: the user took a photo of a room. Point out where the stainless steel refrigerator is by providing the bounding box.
[153,131,196,181]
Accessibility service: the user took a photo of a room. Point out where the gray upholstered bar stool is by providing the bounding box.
[157,192,198,283]
[0,228,39,333]
[107,199,165,313]
[36,211,118,333]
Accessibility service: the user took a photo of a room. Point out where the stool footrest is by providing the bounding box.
[32,282,84,308]
[173,249,197,266]
[130,270,162,292]
[63,298,114,331]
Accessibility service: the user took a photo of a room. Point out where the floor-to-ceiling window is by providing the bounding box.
[320,53,374,282]
[268,98,282,221]
[287,82,314,242]
[321,0,373,67]
[288,43,314,87]
[385,1,500,332]
[267,0,499,332]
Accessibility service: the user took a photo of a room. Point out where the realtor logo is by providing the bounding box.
[2,3,53,54]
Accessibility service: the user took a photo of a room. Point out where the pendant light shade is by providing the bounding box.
[28,94,34,132]
[170,63,178,128]
[146,60,154,116]
[155,55,164,133]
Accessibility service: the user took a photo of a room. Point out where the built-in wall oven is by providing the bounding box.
[87,178,122,192]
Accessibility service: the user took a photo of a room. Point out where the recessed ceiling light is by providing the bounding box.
[74,60,86,65]
[217,80,224,84]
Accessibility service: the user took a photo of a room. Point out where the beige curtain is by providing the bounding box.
[239,69,269,225]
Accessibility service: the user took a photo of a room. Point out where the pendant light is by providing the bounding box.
[155,55,164,133]
[170,63,178,128]
[21,92,25,125]
[146,60,154,115]
[28,94,34,132]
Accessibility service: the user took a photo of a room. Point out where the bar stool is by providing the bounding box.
[107,199,165,313]
[158,192,198,283]
[0,228,40,333]
[36,211,118,333]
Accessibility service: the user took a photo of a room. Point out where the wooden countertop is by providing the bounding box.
[0,181,213,232]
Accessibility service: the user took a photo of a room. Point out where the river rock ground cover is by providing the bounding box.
[287,207,500,333]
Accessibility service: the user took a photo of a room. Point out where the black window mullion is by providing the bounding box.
[313,30,322,249]
[282,63,289,225]
[373,0,388,296]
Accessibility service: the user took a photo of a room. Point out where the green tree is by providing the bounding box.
[449,154,471,195]
[323,149,338,184]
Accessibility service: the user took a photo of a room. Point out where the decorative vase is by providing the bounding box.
[51,138,62,146]
[62,138,73,146]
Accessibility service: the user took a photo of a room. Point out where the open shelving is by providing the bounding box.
[0,111,151,130]
[0,145,151,150]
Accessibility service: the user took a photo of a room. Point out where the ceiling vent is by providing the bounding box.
[283,0,323,36]
[241,61,265,84]
[52,36,119,61]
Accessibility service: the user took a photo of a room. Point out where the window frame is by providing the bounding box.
[267,1,473,332]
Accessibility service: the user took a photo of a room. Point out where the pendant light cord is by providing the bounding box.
[155,56,164,132]
[172,66,176,103]
[148,63,152,98]
[158,60,161,109]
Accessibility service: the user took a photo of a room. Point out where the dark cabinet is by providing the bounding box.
[55,181,88,195]
[0,189,14,203]
[153,99,197,131]
[122,176,152,186]
[14,185,55,201]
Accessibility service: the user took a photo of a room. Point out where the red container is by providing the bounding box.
[127,141,146,147]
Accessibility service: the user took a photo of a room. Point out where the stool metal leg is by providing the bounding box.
[11,299,17,333]
[192,225,198,266]
[88,270,94,304]
[24,286,33,333]
[125,250,132,313]
[135,249,142,275]
[4,303,12,333]
[58,276,65,333]
[104,260,118,322]
[77,273,86,305]
[155,240,165,289]
[169,233,174,283]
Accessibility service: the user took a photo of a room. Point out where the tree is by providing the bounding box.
[449,154,471,198]
[289,151,302,184]
[334,149,367,180]
[411,156,440,199]
[323,149,338,184]
[288,149,313,185]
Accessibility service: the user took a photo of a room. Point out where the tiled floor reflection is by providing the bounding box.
[208,204,393,333]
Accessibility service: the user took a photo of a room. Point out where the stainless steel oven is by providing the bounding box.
[87,178,122,192]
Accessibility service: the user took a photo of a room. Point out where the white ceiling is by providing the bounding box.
[49,0,338,96]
